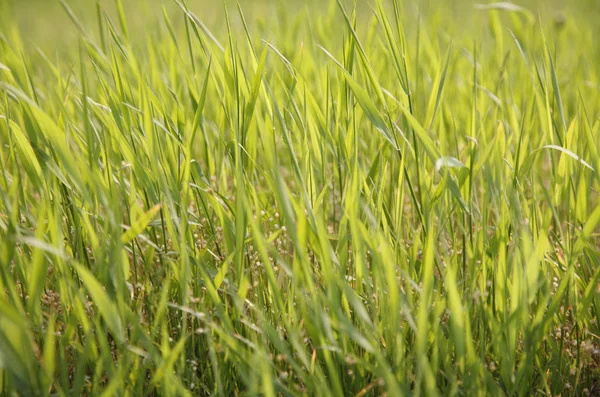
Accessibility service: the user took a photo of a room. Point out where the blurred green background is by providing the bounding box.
[3,0,600,53]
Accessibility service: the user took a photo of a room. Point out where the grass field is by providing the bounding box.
[1,0,600,395]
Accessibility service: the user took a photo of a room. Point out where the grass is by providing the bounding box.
[1,0,600,395]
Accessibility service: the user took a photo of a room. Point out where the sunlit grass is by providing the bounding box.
[1,0,600,395]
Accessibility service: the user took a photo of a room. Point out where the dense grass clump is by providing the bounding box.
[1,0,600,395]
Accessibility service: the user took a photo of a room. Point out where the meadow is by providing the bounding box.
[1,0,600,395]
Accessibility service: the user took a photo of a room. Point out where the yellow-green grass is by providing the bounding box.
[1,0,600,395]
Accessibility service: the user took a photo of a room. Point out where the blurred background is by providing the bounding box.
[2,0,600,54]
